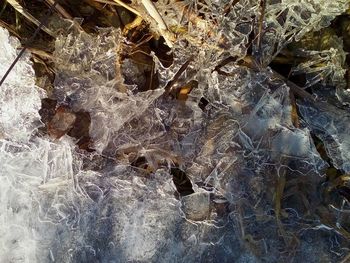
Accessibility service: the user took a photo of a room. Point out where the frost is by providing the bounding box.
[0,136,76,262]
[0,27,44,142]
[0,135,249,262]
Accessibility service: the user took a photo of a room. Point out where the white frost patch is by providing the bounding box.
[0,28,75,262]
[0,27,44,142]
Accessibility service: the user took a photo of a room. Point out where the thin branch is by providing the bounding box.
[93,0,142,16]
[44,0,73,20]
[256,0,266,52]
[0,19,20,38]
[6,0,56,37]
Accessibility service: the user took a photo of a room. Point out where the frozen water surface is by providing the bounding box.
[1,0,350,262]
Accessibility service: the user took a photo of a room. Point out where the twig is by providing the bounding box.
[223,0,240,16]
[95,0,142,16]
[123,15,143,35]
[44,0,72,19]
[140,0,167,31]
[241,55,315,101]
[6,0,56,37]
[0,19,20,38]
[289,91,300,128]
[140,0,174,47]
[27,47,53,60]
[164,55,194,95]
[274,71,315,101]
[256,0,266,52]
[132,33,153,49]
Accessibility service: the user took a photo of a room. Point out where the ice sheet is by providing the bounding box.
[1,0,350,260]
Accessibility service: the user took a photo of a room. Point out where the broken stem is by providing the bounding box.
[140,0,174,47]
[103,0,142,16]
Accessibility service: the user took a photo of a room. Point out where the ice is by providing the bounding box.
[0,136,252,262]
[291,47,346,88]
[53,27,165,153]
[147,0,349,66]
[1,0,350,260]
[181,191,210,221]
[298,100,350,173]
[0,27,44,142]
[152,0,259,58]
[257,0,350,64]
[185,68,327,203]
[289,29,349,105]
[0,27,242,260]
[0,136,76,262]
